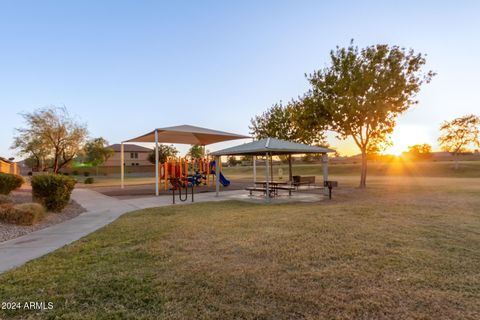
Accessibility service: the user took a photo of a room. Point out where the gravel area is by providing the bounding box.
[0,190,86,243]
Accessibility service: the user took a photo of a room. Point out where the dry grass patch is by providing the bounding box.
[0,177,479,319]
[0,203,45,225]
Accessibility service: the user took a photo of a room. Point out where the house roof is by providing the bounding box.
[125,124,250,145]
[210,138,335,156]
[108,144,152,152]
[0,157,14,164]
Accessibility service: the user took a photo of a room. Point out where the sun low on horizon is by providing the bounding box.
[383,125,432,156]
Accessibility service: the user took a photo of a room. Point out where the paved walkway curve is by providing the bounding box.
[0,188,245,273]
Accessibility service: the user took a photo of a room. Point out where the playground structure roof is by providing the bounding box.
[124,125,250,145]
[210,138,335,156]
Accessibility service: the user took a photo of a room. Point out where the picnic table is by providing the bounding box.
[245,181,295,197]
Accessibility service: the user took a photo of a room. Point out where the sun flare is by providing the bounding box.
[383,125,431,156]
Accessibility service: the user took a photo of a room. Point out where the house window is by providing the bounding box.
[131,163,135,166]
[130,152,138,159]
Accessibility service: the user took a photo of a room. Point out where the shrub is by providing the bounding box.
[72,170,79,176]
[0,203,45,225]
[31,174,76,212]
[84,177,94,184]
[0,194,13,204]
[0,173,24,195]
[83,171,90,177]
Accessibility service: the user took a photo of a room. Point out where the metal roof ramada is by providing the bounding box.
[210,138,335,156]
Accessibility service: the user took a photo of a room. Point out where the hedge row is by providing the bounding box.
[31,174,76,212]
[0,173,24,195]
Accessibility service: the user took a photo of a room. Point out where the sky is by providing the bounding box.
[1,0,479,159]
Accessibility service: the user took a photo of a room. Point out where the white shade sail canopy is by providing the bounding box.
[121,124,250,196]
[125,125,250,145]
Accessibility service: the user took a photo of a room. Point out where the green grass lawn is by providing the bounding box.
[1,177,479,319]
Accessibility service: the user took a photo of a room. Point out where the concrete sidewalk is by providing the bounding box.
[0,189,141,273]
[120,189,246,209]
[0,188,245,273]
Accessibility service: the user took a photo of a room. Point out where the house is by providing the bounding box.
[103,144,153,167]
[0,157,19,175]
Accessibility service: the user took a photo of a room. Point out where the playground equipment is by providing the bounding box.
[159,157,231,193]
[209,160,230,186]
[169,177,194,204]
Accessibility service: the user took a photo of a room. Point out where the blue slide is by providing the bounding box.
[218,171,230,187]
[209,160,230,186]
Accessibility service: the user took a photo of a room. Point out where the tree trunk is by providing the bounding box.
[53,147,60,173]
[53,157,59,173]
[360,150,367,188]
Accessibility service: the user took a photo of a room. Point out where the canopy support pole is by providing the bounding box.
[270,156,273,182]
[265,152,270,203]
[288,154,293,183]
[253,155,256,184]
[322,153,329,196]
[120,142,124,189]
[215,156,220,197]
[155,129,159,196]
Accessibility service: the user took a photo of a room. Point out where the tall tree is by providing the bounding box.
[227,156,239,167]
[438,114,480,169]
[187,145,204,159]
[83,138,114,175]
[250,98,328,146]
[11,137,50,171]
[306,41,434,187]
[148,144,179,164]
[13,107,88,173]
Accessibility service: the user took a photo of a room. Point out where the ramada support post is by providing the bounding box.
[215,156,220,197]
[322,153,329,196]
[253,155,256,184]
[265,152,270,203]
[288,154,293,182]
[155,129,159,196]
[120,142,124,189]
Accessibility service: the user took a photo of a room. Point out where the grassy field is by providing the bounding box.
[76,161,480,188]
[223,160,480,180]
[1,176,479,319]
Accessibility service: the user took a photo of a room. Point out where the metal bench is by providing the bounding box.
[292,176,316,188]
[246,185,296,197]
[275,185,296,196]
[245,187,274,196]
